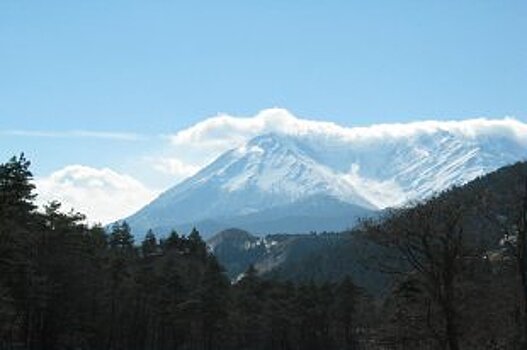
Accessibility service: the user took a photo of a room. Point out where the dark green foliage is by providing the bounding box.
[141,229,158,256]
[210,229,389,295]
[109,221,134,251]
[1,154,527,349]
[0,152,372,349]
[0,153,36,217]
[364,161,527,349]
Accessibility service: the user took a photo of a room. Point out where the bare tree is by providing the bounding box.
[517,176,527,347]
[478,164,527,346]
[364,192,469,350]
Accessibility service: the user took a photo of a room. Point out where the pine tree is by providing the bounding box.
[188,227,207,259]
[141,229,158,257]
[333,277,360,348]
[109,221,134,253]
[231,264,264,348]
[0,153,36,219]
[197,255,229,350]
[0,154,40,349]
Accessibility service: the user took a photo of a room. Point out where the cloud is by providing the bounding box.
[2,129,145,141]
[35,165,159,225]
[342,163,407,208]
[171,108,527,145]
[150,157,200,178]
[164,109,340,171]
[162,109,527,180]
[170,109,330,149]
[28,109,527,225]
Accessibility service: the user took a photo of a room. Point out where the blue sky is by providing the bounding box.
[1,1,526,223]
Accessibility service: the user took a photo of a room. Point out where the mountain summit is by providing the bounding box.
[123,112,527,237]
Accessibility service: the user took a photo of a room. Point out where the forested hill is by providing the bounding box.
[1,154,527,349]
[0,154,376,349]
[208,229,390,294]
[210,162,527,295]
[208,161,527,348]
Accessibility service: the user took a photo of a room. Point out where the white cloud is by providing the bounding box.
[171,108,527,145]
[28,109,527,224]
[161,109,527,181]
[342,163,407,208]
[2,129,144,141]
[170,108,332,150]
[35,165,159,225]
[150,157,200,178]
[164,109,341,173]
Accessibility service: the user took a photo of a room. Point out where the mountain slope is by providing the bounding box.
[209,161,527,294]
[137,195,376,238]
[125,133,378,237]
[208,228,389,293]
[123,117,527,238]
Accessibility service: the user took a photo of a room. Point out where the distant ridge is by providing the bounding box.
[121,111,527,238]
[208,161,527,294]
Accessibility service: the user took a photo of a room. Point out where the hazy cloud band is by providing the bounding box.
[2,129,145,141]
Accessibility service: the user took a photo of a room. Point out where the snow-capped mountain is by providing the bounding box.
[123,114,527,237]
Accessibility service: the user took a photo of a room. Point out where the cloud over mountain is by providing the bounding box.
[163,108,527,180]
[31,109,527,225]
[123,110,527,237]
[171,109,527,144]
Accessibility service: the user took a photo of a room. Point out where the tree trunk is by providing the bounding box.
[443,263,459,350]
[445,309,459,350]
[519,177,527,347]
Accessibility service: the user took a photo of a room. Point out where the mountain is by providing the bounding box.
[123,117,527,238]
[207,228,265,279]
[208,161,527,294]
[207,227,390,294]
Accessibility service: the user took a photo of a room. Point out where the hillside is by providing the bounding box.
[209,161,527,294]
[122,114,527,238]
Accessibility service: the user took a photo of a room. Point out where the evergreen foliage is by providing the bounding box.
[1,155,526,349]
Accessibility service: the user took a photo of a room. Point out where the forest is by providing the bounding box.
[1,154,526,350]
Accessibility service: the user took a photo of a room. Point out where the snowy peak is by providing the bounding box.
[123,114,527,237]
[216,133,375,209]
[239,123,527,209]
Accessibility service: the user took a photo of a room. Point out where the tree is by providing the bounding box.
[0,154,37,309]
[197,255,229,350]
[517,175,527,347]
[364,192,469,350]
[0,154,40,349]
[231,264,265,348]
[333,277,361,349]
[141,229,158,257]
[109,221,134,252]
[477,162,527,346]
[0,153,36,219]
[188,227,207,259]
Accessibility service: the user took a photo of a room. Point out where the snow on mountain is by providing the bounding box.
[298,128,527,208]
[123,111,527,237]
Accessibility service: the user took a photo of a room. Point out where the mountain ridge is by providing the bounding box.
[208,161,527,295]
[122,115,527,238]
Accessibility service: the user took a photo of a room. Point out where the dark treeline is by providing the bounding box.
[1,155,527,350]
[0,155,373,350]
[360,162,527,350]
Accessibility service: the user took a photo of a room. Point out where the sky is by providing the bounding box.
[1,1,526,223]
